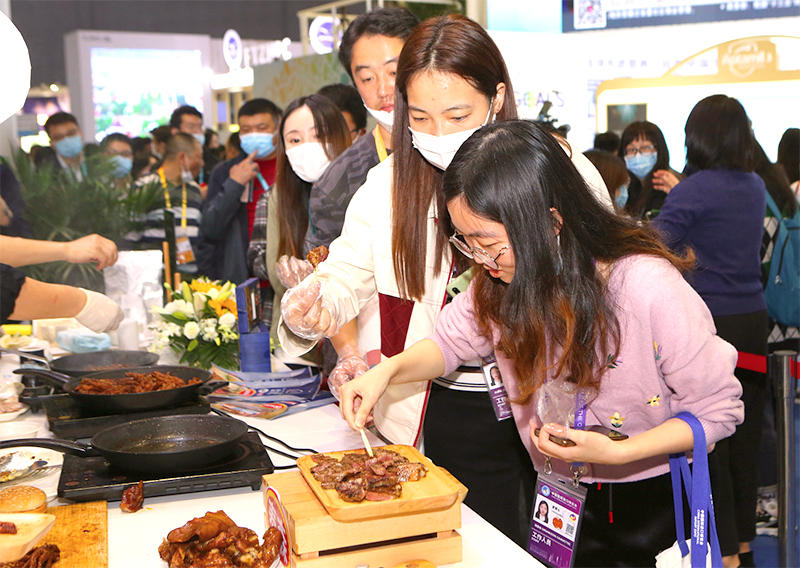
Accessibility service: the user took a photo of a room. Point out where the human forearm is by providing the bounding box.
[8,279,86,320]
[0,234,117,269]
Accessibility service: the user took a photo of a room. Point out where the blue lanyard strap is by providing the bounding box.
[570,391,588,485]
[668,412,723,568]
[255,172,269,193]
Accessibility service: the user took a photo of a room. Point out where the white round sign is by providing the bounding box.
[223,29,243,71]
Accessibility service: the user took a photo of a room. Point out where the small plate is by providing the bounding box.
[0,513,56,562]
[0,408,29,423]
[0,449,63,501]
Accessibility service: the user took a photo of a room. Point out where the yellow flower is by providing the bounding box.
[647,395,661,407]
[609,412,626,428]
[190,280,221,294]
[209,298,237,318]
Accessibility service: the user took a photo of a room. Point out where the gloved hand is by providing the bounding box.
[280,280,338,341]
[328,344,369,400]
[75,288,124,332]
[275,255,314,289]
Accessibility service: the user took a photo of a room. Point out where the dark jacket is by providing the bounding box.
[197,153,250,283]
[0,165,32,238]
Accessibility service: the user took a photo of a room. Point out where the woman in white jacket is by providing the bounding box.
[279,14,610,545]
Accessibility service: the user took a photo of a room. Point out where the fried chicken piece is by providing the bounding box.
[0,521,17,534]
[306,245,328,268]
[120,480,144,513]
[0,544,61,568]
[167,510,237,543]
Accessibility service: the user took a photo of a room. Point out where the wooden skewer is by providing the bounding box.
[359,428,373,457]
[162,242,172,302]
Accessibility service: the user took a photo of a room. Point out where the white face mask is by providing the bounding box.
[409,100,495,170]
[285,142,331,184]
[365,105,394,134]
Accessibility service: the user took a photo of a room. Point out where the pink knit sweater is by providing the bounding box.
[429,255,744,484]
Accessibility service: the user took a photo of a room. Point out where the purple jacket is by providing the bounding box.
[430,255,744,483]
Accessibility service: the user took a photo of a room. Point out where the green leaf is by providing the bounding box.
[187,339,198,352]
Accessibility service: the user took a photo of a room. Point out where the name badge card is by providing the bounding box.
[527,474,587,568]
[480,354,512,421]
[175,236,195,265]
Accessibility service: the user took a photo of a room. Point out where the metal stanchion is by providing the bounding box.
[772,350,798,568]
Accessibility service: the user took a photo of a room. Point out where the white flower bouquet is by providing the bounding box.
[149,279,240,370]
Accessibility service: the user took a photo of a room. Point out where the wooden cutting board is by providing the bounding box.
[41,501,107,568]
[296,445,461,522]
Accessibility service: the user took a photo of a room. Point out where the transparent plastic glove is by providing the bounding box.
[280,280,338,341]
[275,255,314,289]
[534,378,596,432]
[328,344,369,400]
[75,288,124,332]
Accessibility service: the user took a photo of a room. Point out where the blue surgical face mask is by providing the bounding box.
[240,132,275,159]
[109,155,132,179]
[625,153,658,180]
[54,135,83,159]
[193,133,206,146]
[615,184,628,209]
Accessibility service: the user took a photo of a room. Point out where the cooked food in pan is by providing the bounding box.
[158,511,281,568]
[73,371,201,395]
[309,448,428,502]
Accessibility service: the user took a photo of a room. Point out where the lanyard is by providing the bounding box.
[570,392,589,486]
[374,126,388,163]
[255,171,269,192]
[158,167,188,230]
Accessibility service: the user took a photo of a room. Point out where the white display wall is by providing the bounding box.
[490,15,800,159]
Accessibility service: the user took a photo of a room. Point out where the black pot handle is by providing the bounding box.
[199,379,228,395]
[0,438,97,457]
[12,368,72,387]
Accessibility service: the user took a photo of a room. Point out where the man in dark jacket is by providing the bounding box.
[197,99,281,283]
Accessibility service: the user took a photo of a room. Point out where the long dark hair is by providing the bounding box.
[754,139,797,217]
[617,121,672,217]
[442,120,693,403]
[391,14,517,301]
[777,128,799,184]
[275,94,351,258]
[685,95,755,172]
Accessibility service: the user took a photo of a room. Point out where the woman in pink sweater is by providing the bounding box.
[339,120,744,566]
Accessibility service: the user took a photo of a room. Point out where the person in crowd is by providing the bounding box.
[0,164,32,238]
[1,234,123,332]
[150,125,172,162]
[277,15,610,546]
[203,128,224,182]
[592,130,620,154]
[272,7,418,376]
[198,99,281,284]
[253,95,351,337]
[39,112,86,181]
[337,119,744,567]
[169,105,204,142]
[130,136,153,157]
[225,131,242,161]
[100,133,134,187]
[617,121,682,219]
[584,149,629,209]
[126,133,204,274]
[653,94,767,568]
[131,150,157,180]
[777,127,799,197]
[317,83,368,142]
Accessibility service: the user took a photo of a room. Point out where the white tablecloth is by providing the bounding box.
[0,352,542,568]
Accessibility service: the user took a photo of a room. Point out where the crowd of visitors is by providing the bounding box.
[1,7,797,567]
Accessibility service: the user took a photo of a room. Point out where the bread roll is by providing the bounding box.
[0,486,47,514]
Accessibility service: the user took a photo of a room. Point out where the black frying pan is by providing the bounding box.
[13,365,221,414]
[0,415,249,473]
[49,350,160,377]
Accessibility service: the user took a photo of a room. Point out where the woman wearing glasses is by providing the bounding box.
[278,14,611,545]
[338,120,743,567]
[617,121,682,219]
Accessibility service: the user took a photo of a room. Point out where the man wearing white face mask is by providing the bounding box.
[301,7,419,256]
[199,99,282,284]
